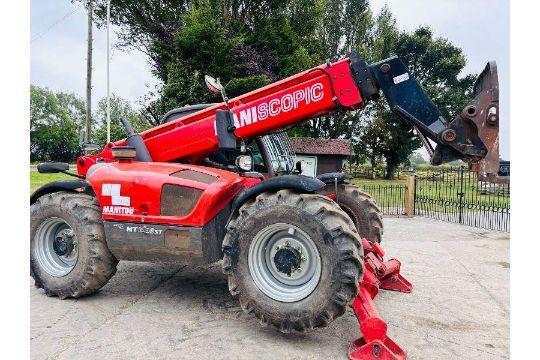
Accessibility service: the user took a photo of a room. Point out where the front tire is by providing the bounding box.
[30,192,118,299]
[222,190,363,333]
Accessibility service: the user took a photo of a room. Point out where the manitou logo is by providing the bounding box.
[102,206,135,215]
[101,184,134,215]
[231,82,324,129]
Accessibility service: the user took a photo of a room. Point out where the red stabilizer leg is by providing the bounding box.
[347,239,412,360]
[349,337,406,360]
[379,259,413,293]
[349,288,406,360]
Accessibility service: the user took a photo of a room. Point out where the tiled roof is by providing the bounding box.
[289,137,354,156]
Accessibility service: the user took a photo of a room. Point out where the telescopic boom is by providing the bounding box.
[77,52,500,178]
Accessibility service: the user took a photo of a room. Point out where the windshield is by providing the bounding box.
[260,133,296,175]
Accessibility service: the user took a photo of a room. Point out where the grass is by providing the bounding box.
[30,171,71,193]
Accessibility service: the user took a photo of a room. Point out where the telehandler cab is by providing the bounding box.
[31,52,500,359]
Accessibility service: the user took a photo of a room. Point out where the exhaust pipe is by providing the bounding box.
[119,118,153,162]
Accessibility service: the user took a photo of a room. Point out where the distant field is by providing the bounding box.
[350,178,406,186]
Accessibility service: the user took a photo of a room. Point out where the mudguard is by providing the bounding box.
[316,172,352,184]
[230,175,325,214]
[30,180,90,205]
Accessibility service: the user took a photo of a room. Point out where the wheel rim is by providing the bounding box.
[33,217,78,277]
[248,223,321,303]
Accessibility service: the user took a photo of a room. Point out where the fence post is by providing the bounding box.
[405,168,415,217]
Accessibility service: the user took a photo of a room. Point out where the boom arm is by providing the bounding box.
[77,52,500,177]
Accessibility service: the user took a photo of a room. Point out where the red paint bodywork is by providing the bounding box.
[86,161,257,227]
[77,58,364,176]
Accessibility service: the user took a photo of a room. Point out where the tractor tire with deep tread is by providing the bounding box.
[319,183,384,244]
[222,189,363,333]
[30,191,118,299]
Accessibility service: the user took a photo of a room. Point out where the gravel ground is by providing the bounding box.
[30,217,509,360]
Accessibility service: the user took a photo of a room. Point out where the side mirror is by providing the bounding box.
[204,75,223,94]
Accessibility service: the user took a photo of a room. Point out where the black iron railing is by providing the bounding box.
[414,166,510,232]
[354,184,407,216]
[350,166,510,232]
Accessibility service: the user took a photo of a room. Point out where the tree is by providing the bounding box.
[92,94,149,146]
[408,152,428,166]
[86,0,325,122]
[353,116,385,173]
[55,91,86,129]
[349,6,399,172]
[30,85,81,162]
[290,0,373,139]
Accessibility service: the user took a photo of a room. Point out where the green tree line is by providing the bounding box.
[35,0,474,178]
[30,85,146,162]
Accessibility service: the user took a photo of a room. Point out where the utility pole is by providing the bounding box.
[106,0,111,143]
[85,0,93,143]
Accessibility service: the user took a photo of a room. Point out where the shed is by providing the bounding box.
[289,137,353,177]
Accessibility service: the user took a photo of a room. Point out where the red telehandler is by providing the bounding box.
[31,52,500,359]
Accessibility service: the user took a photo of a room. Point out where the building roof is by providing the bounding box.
[289,137,354,156]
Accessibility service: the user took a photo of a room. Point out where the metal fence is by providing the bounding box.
[355,184,407,216]
[414,167,510,232]
[352,166,510,232]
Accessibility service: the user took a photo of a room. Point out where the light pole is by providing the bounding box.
[85,0,93,143]
[106,0,111,143]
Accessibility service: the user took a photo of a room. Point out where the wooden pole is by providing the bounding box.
[405,169,415,217]
[85,0,93,143]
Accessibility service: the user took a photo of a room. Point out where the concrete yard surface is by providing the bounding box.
[30,217,509,359]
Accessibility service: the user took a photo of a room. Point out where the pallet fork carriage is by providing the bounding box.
[31,50,500,360]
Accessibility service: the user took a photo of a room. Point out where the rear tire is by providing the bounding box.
[222,190,363,333]
[319,183,384,244]
[30,192,118,299]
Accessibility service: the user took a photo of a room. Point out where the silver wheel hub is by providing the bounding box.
[34,217,78,277]
[248,223,321,303]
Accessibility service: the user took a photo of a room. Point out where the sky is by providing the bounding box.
[30,0,509,159]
